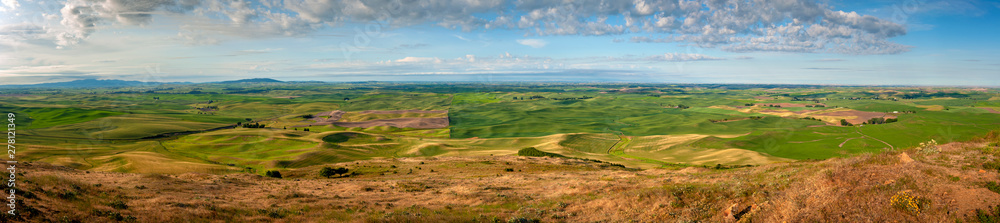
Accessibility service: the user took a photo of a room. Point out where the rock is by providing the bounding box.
[899,153,914,163]
[723,203,737,221]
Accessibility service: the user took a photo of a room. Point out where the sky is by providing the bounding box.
[0,0,998,86]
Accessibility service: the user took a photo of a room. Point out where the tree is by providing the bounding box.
[321,167,350,178]
[265,170,282,178]
[840,119,853,126]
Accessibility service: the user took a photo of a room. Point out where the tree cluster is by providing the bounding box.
[320,167,350,178]
[242,122,266,128]
[864,117,898,125]
[265,170,282,178]
[840,119,853,126]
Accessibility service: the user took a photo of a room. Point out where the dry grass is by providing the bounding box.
[15,140,1000,222]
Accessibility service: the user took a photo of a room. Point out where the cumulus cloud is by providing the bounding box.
[57,0,202,46]
[1,0,19,11]
[29,0,909,54]
[516,39,548,48]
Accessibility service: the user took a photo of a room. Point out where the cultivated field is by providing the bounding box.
[4,82,1000,221]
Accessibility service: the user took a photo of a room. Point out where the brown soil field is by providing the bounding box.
[918,105,946,111]
[358,110,447,114]
[334,117,449,129]
[982,107,1000,114]
[14,139,1000,222]
[295,110,346,127]
[757,103,825,108]
[815,110,896,125]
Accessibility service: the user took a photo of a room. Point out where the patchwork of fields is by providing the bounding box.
[5,83,1000,174]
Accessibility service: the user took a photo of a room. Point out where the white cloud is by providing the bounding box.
[1,0,19,11]
[647,53,724,61]
[395,57,441,63]
[18,0,910,54]
[516,39,548,48]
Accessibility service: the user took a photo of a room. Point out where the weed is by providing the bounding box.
[984,161,1000,172]
[984,182,1000,194]
[919,139,940,154]
[107,200,128,210]
[891,190,930,215]
[974,205,1000,223]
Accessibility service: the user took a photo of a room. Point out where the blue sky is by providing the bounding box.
[0,0,998,85]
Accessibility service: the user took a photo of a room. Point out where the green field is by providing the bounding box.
[7,82,1000,174]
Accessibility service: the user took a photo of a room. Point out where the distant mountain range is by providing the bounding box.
[214,78,284,84]
[0,78,286,88]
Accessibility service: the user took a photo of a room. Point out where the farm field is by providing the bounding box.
[5,82,1000,173]
[4,81,1000,222]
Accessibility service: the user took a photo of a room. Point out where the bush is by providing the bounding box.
[265,170,282,178]
[321,167,349,178]
[975,205,1000,223]
[985,161,1000,172]
[840,119,853,126]
[890,191,930,215]
[985,182,1000,194]
[919,139,939,154]
[107,200,128,210]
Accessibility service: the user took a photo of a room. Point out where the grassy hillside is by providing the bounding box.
[10,138,1000,222]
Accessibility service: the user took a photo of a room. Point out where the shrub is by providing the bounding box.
[265,170,282,178]
[840,119,853,126]
[321,167,349,178]
[919,139,939,154]
[985,161,1000,172]
[985,182,1000,194]
[107,200,128,210]
[974,205,1000,223]
[890,191,930,215]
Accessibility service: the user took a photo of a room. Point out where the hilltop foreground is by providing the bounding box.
[8,135,1000,222]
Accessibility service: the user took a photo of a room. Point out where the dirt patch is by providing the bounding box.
[294,110,346,127]
[358,110,448,114]
[758,103,824,108]
[334,117,449,129]
[917,105,945,111]
[272,96,300,99]
[981,107,1000,114]
[814,110,895,125]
